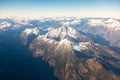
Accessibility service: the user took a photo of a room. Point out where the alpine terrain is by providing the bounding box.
[0,17,120,80]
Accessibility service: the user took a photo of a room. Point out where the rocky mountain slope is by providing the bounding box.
[29,25,120,80]
[0,17,120,80]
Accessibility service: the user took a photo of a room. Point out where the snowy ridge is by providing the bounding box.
[20,28,39,45]
[0,22,11,30]
[34,25,90,52]
[45,25,79,41]
[22,28,39,35]
[72,42,91,51]
[88,18,120,30]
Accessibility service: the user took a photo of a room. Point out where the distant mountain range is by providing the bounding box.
[0,17,120,80]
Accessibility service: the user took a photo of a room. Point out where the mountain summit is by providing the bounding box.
[0,17,120,80]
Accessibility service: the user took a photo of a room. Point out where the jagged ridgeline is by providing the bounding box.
[0,17,120,80]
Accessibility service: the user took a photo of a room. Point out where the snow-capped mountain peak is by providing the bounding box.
[1,17,119,80]
[20,28,39,45]
[87,18,120,31]
[45,25,79,41]
[22,28,39,35]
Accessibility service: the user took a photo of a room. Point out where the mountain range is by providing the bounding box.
[0,17,120,80]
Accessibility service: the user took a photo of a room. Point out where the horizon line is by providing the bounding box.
[0,15,120,19]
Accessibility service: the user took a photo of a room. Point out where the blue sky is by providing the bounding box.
[0,0,120,18]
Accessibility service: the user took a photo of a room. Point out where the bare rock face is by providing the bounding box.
[1,17,120,80]
[29,26,120,80]
[20,28,39,45]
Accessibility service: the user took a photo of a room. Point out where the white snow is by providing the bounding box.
[46,25,79,40]
[105,19,120,30]
[87,19,105,26]
[60,19,81,26]
[21,28,39,40]
[36,35,57,44]
[22,28,39,35]
[0,22,11,29]
[45,26,68,40]
[13,18,31,26]
[88,19,120,31]
[67,26,79,38]
[20,28,39,45]
[72,42,91,51]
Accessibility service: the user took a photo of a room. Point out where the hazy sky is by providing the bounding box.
[0,0,120,18]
